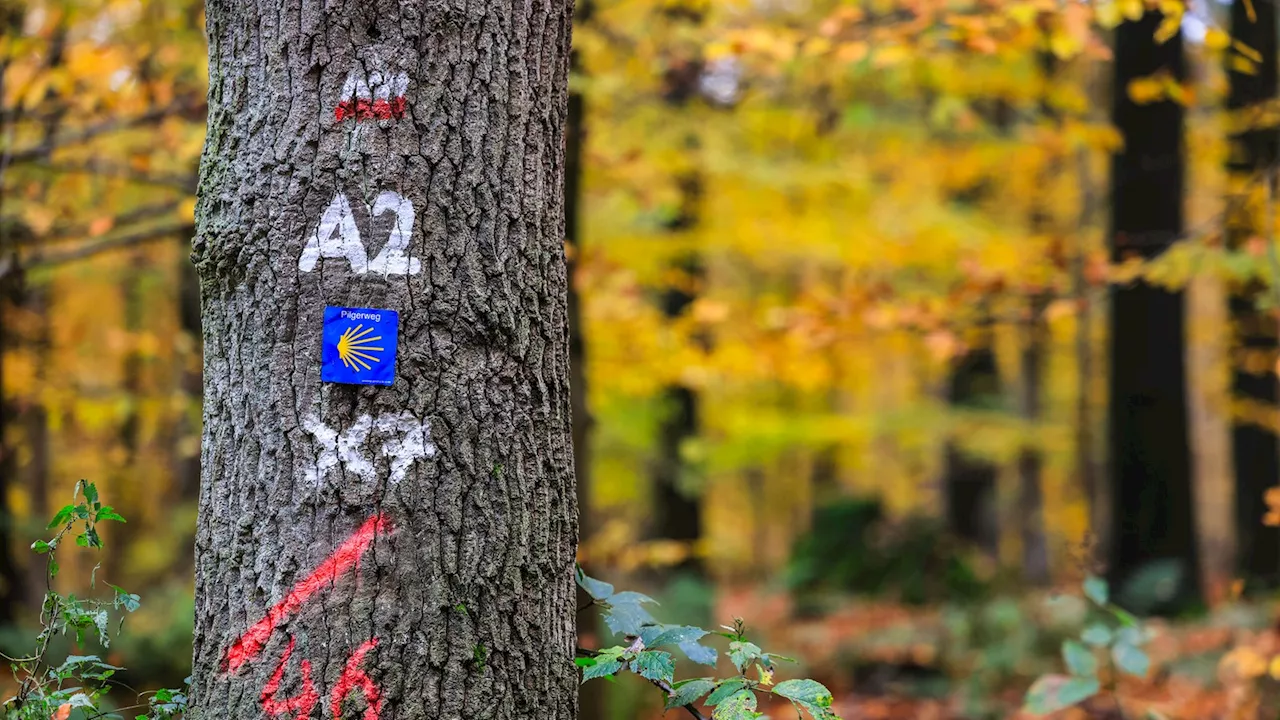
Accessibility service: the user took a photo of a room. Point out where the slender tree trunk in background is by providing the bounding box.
[190,2,577,718]
[1226,0,1280,591]
[0,275,20,627]
[21,287,48,606]
[942,330,1001,558]
[652,44,706,574]
[565,31,607,720]
[942,100,1012,560]
[655,193,705,573]
[1075,147,1105,555]
[1017,297,1050,584]
[1106,10,1201,610]
[1017,48,1061,587]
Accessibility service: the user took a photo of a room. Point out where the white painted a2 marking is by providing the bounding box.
[298,191,421,275]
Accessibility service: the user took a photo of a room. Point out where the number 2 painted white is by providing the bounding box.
[298,191,421,275]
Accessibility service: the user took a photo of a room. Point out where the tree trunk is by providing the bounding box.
[190,3,578,719]
[564,31,606,720]
[1017,48,1061,587]
[942,331,1001,558]
[1017,294,1050,584]
[1226,0,1280,591]
[1106,9,1201,610]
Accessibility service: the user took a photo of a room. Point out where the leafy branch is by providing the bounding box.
[3,480,188,720]
[1023,576,1154,718]
[575,567,841,720]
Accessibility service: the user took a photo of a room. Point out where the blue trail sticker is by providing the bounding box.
[321,306,399,386]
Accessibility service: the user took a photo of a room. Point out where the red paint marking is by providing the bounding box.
[260,637,319,720]
[335,97,407,122]
[331,639,382,720]
[224,513,390,673]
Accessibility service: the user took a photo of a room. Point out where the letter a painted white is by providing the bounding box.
[341,69,371,100]
[367,191,421,275]
[298,193,369,273]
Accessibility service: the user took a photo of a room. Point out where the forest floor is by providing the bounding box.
[689,586,1280,720]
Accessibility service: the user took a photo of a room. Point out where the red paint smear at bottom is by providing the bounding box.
[332,638,382,720]
[224,513,390,673]
[260,637,319,720]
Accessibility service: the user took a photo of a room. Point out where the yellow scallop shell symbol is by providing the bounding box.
[335,324,384,372]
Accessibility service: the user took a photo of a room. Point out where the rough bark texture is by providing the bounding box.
[1106,10,1201,610]
[190,2,578,719]
[1227,0,1280,590]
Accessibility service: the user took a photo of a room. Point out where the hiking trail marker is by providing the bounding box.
[321,306,398,387]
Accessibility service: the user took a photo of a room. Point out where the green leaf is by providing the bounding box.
[574,657,594,668]
[109,585,141,613]
[1024,674,1100,715]
[712,689,759,720]
[96,506,126,523]
[1115,625,1145,646]
[76,534,90,548]
[1062,640,1097,677]
[1112,642,1150,677]
[679,639,719,666]
[603,595,658,636]
[581,658,624,682]
[31,540,51,554]
[729,641,763,674]
[1081,624,1112,647]
[83,482,99,509]
[630,651,675,684]
[666,678,716,710]
[609,591,657,605]
[1083,576,1108,605]
[706,679,749,705]
[47,505,75,529]
[773,676,834,707]
[576,568,614,601]
[648,625,708,648]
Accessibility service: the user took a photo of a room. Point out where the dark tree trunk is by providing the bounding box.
[1017,294,1051,584]
[0,275,21,627]
[565,34,606,720]
[1018,48,1061,587]
[1226,0,1280,590]
[190,2,578,718]
[1106,9,1201,610]
[942,332,1001,557]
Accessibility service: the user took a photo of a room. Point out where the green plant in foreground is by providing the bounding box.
[3,480,188,720]
[576,567,841,720]
[1023,575,1156,717]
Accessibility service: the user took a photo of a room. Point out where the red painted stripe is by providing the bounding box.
[260,637,319,720]
[335,96,407,122]
[224,513,390,673]
[331,638,382,720]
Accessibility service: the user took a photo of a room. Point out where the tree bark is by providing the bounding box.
[1226,0,1280,591]
[190,2,578,719]
[1106,9,1201,610]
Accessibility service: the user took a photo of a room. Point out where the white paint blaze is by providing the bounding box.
[302,412,437,487]
[298,193,368,273]
[367,191,420,275]
[341,68,409,101]
[298,191,420,275]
